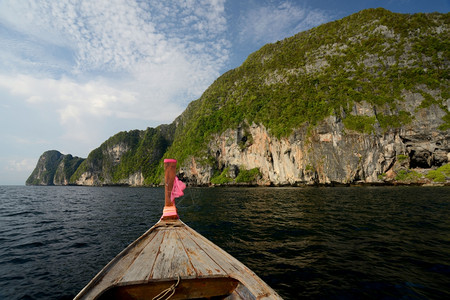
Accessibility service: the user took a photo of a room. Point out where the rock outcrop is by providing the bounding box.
[69,126,174,186]
[181,103,449,186]
[26,151,84,186]
[28,8,450,186]
[171,9,450,186]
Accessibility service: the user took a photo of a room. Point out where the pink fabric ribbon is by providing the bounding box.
[171,176,186,203]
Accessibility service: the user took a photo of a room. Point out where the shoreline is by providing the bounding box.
[24,181,450,188]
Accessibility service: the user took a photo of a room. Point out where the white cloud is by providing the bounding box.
[0,0,229,75]
[0,0,230,146]
[11,136,48,145]
[5,158,36,173]
[0,70,192,150]
[239,1,330,45]
[0,0,229,89]
[0,74,136,119]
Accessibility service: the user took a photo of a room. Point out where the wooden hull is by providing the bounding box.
[74,219,282,300]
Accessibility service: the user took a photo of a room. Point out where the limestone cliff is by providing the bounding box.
[28,8,450,186]
[26,151,84,186]
[69,125,174,186]
[169,9,450,186]
[180,100,449,186]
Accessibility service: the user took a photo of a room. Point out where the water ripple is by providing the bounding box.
[0,186,449,299]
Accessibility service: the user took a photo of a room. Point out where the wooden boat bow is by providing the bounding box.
[74,159,282,300]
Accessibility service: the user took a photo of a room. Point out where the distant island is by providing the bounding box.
[27,8,450,187]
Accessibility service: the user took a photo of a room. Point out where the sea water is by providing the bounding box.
[0,185,449,299]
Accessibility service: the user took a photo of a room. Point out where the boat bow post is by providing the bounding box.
[74,158,283,299]
[162,159,179,220]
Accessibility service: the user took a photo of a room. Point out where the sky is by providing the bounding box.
[0,0,448,185]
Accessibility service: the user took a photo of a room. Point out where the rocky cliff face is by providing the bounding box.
[68,126,174,186]
[180,97,449,186]
[173,9,450,186]
[187,117,450,185]
[73,142,146,186]
[26,151,84,186]
[28,9,450,186]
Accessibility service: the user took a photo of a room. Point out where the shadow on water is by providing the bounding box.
[0,185,449,299]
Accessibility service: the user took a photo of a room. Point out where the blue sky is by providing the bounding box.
[0,0,448,185]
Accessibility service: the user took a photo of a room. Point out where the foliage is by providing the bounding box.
[438,112,450,130]
[305,164,315,172]
[211,167,233,185]
[60,8,449,186]
[426,164,450,182]
[426,170,446,182]
[70,125,175,185]
[210,167,261,184]
[235,168,261,183]
[397,154,409,163]
[378,173,387,180]
[26,151,85,185]
[395,169,422,181]
[165,8,449,169]
[239,127,254,150]
[343,115,376,133]
[377,111,413,130]
[26,150,63,185]
[54,155,84,183]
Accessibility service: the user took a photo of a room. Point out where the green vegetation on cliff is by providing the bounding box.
[426,164,450,182]
[54,154,84,184]
[210,166,261,185]
[28,8,449,186]
[70,125,174,185]
[26,151,84,185]
[26,150,63,185]
[165,8,449,169]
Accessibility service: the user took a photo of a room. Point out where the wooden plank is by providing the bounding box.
[119,228,165,283]
[182,224,274,298]
[165,228,197,278]
[76,220,282,300]
[98,277,239,300]
[150,228,180,279]
[75,226,160,300]
[182,226,241,274]
[232,282,257,300]
[176,226,227,277]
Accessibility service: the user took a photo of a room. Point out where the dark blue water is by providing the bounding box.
[0,186,449,300]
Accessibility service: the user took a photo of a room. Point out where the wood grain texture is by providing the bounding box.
[74,219,282,300]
